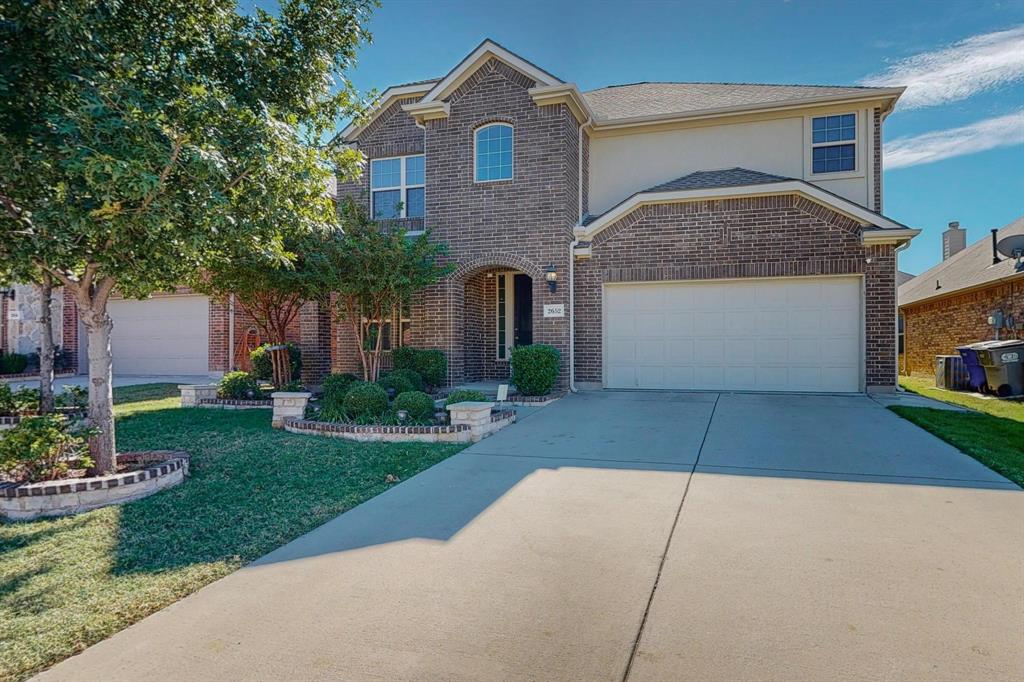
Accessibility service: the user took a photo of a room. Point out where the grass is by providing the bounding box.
[0,386,465,680]
[889,376,1024,487]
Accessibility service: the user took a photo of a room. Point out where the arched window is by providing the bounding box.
[474,123,513,182]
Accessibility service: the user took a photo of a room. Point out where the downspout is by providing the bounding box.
[893,239,911,382]
[227,293,236,372]
[568,115,592,393]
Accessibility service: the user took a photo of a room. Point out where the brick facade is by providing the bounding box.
[332,52,900,392]
[900,279,1023,376]
[573,195,897,389]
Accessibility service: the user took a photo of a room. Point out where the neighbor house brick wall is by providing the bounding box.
[574,195,898,389]
[900,279,1023,376]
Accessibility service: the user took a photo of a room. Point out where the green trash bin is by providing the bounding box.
[976,340,1024,397]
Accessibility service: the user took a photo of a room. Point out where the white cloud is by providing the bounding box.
[884,111,1024,168]
[861,25,1024,109]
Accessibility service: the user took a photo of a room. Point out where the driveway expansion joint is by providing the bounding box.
[621,392,721,681]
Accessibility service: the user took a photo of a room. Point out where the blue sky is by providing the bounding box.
[276,0,1024,274]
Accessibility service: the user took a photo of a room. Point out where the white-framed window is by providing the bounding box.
[474,123,513,182]
[363,306,412,352]
[898,312,905,355]
[370,155,424,219]
[811,113,856,174]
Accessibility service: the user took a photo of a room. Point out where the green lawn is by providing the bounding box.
[0,386,465,680]
[889,376,1024,487]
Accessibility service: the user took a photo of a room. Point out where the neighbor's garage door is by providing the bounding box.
[604,277,861,392]
[108,295,210,375]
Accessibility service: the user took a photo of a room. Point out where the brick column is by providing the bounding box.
[299,300,332,385]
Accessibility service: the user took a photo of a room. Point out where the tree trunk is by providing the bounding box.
[81,308,116,474]
[38,274,55,413]
[270,345,291,387]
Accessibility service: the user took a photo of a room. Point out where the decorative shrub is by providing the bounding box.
[56,385,88,409]
[444,389,488,406]
[510,344,560,396]
[393,391,435,421]
[218,371,261,399]
[391,346,418,372]
[0,352,29,375]
[414,349,447,389]
[343,381,388,419]
[276,380,306,393]
[388,368,425,392]
[322,372,358,405]
[377,372,415,397]
[0,415,95,482]
[249,343,302,382]
[0,384,16,415]
[12,387,39,412]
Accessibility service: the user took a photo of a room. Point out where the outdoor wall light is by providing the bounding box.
[545,265,557,293]
[0,288,14,301]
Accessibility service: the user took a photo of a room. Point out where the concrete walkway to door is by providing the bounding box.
[36,392,1023,681]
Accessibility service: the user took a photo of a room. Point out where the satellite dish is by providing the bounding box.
[996,234,1024,259]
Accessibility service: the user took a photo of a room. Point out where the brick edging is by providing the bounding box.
[0,450,190,499]
[198,398,273,409]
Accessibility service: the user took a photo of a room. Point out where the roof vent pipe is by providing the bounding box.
[992,228,1001,265]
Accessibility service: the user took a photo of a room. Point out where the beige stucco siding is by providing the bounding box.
[587,106,875,215]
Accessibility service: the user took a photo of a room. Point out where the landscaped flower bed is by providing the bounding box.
[284,408,516,443]
[1,450,190,521]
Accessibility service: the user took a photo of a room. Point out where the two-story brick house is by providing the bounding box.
[324,39,917,393]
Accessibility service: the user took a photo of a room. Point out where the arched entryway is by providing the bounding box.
[447,253,544,386]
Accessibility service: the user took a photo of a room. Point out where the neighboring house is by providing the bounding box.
[898,217,1024,376]
[326,39,916,393]
[0,285,79,373]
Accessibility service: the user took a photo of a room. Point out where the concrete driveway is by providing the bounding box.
[38,392,1023,681]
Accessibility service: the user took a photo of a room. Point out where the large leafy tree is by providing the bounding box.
[321,199,450,382]
[0,0,371,472]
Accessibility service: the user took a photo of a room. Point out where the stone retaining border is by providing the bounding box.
[284,409,517,444]
[0,450,190,521]
[0,407,87,431]
[197,398,273,409]
[0,370,76,383]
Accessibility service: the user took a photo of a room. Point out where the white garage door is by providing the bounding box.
[604,277,861,393]
[108,296,210,375]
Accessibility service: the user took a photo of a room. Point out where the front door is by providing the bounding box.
[513,274,533,347]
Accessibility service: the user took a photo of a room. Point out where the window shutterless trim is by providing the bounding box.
[370,155,425,218]
[475,121,516,180]
[809,111,857,175]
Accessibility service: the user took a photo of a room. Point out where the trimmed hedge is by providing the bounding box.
[414,349,447,389]
[343,382,388,419]
[250,343,302,383]
[322,373,358,406]
[391,346,418,372]
[510,344,560,396]
[444,389,488,406]
[218,371,260,399]
[387,368,425,391]
[0,352,29,375]
[377,372,416,396]
[393,391,436,421]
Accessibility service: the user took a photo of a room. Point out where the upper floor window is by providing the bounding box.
[811,113,856,173]
[371,155,424,219]
[475,123,513,182]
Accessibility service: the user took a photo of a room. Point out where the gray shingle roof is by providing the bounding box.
[581,82,895,122]
[647,168,791,192]
[899,217,1024,307]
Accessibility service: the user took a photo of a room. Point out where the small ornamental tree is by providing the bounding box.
[320,199,450,382]
[194,230,327,387]
[0,0,372,473]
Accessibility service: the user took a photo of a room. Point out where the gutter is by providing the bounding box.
[569,115,592,393]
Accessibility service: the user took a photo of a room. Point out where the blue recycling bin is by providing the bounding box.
[957,344,990,392]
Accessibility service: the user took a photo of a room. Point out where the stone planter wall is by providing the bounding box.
[271,392,312,428]
[198,398,272,410]
[283,402,516,444]
[0,450,190,521]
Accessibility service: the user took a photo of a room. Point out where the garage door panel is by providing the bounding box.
[109,296,209,375]
[604,278,860,393]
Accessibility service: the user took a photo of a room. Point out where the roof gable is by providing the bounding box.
[418,39,562,105]
[575,168,917,246]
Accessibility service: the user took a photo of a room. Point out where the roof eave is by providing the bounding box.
[340,81,439,142]
[574,180,915,242]
[588,87,907,131]
[900,270,1024,309]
